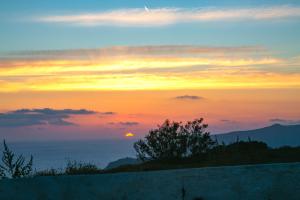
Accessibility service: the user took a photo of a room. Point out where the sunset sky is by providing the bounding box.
[0,0,299,141]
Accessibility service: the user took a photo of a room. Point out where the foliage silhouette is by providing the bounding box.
[65,160,100,175]
[134,118,216,161]
[0,140,33,179]
[35,162,102,177]
[35,168,61,177]
[106,133,300,174]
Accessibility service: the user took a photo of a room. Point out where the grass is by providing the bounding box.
[35,161,101,177]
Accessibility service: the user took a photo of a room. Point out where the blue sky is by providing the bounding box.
[0,0,299,58]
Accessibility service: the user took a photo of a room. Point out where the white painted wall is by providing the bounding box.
[0,162,299,200]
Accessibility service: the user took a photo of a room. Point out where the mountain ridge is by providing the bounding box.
[214,123,300,147]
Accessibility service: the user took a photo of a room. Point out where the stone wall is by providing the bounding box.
[0,162,299,200]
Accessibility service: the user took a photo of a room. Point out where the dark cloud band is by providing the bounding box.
[0,108,96,128]
[108,121,139,126]
[175,95,203,100]
[269,118,300,125]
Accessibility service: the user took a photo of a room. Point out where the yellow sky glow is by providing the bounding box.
[0,50,299,92]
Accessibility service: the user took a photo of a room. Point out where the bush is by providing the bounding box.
[35,168,61,177]
[134,118,216,161]
[65,160,100,175]
[0,140,33,179]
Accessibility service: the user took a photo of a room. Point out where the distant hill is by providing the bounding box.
[105,157,141,170]
[214,124,300,147]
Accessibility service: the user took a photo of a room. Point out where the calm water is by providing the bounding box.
[0,139,136,170]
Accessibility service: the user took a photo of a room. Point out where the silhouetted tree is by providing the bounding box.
[184,118,216,156]
[0,140,33,179]
[134,118,216,161]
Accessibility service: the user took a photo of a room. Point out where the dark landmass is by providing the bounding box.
[105,157,141,169]
[214,124,300,147]
[104,141,300,174]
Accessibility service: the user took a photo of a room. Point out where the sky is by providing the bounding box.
[0,0,299,141]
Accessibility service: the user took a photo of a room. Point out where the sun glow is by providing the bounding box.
[1,46,299,92]
[125,132,135,137]
[0,57,298,92]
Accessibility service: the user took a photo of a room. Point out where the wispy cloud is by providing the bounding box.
[35,6,300,27]
[108,121,139,126]
[0,108,96,127]
[0,45,276,74]
[220,119,239,124]
[99,112,116,115]
[1,45,265,60]
[175,95,203,100]
[269,118,300,125]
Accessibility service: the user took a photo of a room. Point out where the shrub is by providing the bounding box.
[0,140,33,179]
[35,168,61,177]
[65,160,100,175]
[134,118,216,161]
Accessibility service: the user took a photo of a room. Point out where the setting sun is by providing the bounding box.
[125,132,135,137]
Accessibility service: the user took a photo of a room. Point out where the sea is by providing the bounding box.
[0,139,136,171]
